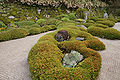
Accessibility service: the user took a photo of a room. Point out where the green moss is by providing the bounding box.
[0,28,29,42]
[96,20,115,27]
[28,26,104,80]
[88,26,120,39]
[14,21,35,27]
[0,21,7,28]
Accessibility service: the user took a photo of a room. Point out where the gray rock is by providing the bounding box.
[37,9,41,14]
[8,16,15,19]
[77,25,87,29]
[75,37,85,41]
[104,13,108,18]
[84,11,90,20]
[62,50,83,68]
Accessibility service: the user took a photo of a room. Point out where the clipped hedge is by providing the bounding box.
[0,21,7,28]
[96,20,115,27]
[88,26,120,39]
[79,23,108,28]
[29,25,57,35]
[28,26,105,80]
[14,21,35,27]
[0,28,29,42]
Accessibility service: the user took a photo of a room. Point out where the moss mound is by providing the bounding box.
[28,26,105,80]
[0,28,29,41]
[96,20,115,27]
[88,26,120,39]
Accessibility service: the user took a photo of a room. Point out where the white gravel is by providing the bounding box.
[0,31,55,80]
[97,23,120,80]
[0,23,120,80]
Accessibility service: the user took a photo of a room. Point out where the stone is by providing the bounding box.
[62,50,83,68]
[58,30,69,40]
[8,16,15,19]
[54,33,64,42]
[77,25,87,29]
[55,30,69,42]
[104,13,108,18]
[75,37,85,41]
[84,11,90,21]
[37,9,41,14]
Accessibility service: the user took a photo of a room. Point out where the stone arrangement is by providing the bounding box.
[63,50,83,68]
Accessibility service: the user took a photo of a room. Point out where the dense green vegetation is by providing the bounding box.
[0,0,120,80]
[28,25,105,80]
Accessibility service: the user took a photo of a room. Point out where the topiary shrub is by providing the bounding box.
[29,27,42,35]
[14,21,35,27]
[117,18,120,22]
[107,18,118,23]
[68,13,77,20]
[0,28,28,41]
[93,23,109,28]
[47,18,62,26]
[88,26,120,39]
[36,19,46,27]
[103,28,120,39]
[61,17,70,22]
[10,28,29,39]
[90,17,99,21]
[0,21,7,28]
[86,20,95,23]
[96,20,115,27]
[28,26,105,80]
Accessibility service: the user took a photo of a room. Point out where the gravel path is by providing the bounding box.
[0,23,120,80]
[97,23,120,80]
[0,31,55,80]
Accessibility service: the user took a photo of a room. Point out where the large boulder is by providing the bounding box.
[55,30,69,42]
[63,50,83,68]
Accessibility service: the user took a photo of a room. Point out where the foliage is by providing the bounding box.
[14,21,35,27]
[20,0,107,8]
[61,17,70,22]
[28,26,104,80]
[0,21,7,28]
[96,20,115,27]
[88,26,120,39]
[36,19,46,27]
[0,28,29,41]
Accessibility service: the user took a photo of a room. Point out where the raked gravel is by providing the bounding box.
[97,23,120,80]
[0,23,120,80]
[0,31,55,80]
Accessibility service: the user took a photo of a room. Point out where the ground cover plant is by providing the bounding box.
[28,23,106,80]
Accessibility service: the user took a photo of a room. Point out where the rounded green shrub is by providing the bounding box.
[86,20,94,23]
[103,28,120,39]
[61,17,70,22]
[96,20,115,27]
[93,23,109,28]
[0,28,28,41]
[90,17,99,21]
[0,21,7,28]
[28,28,104,80]
[29,27,42,35]
[28,24,106,80]
[68,13,77,20]
[107,18,118,23]
[88,26,120,39]
[10,28,29,39]
[36,19,46,27]
[14,21,35,27]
